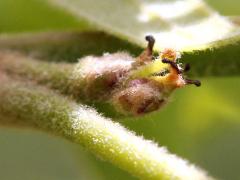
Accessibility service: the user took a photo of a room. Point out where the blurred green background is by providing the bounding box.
[0,0,240,180]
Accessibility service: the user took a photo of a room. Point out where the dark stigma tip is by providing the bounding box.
[195,80,201,87]
[185,79,201,87]
[184,64,191,72]
[145,35,155,44]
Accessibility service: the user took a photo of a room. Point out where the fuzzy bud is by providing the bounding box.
[69,36,201,116]
[70,52,133,101]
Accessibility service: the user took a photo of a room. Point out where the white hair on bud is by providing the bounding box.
[73,53,134,79]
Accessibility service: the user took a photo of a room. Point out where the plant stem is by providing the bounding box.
[0,77,212,180]
[0,51,72,93]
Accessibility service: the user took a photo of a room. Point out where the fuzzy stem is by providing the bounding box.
[0,77,212,180]
[0,51,131,117]
[0,52,72,93]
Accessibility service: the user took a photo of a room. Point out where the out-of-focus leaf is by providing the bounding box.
[0,0,90,33]
[46,0,240,51]
[205,0,240,16]
[0,31,141,62]
[0,128,106,180]
[230,16,240,26]
[0,31,239,76]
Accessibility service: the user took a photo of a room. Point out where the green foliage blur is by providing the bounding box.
[0,0,239,180]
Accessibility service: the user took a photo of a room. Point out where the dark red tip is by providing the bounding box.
[185,79,201,87]
[145,35,155,53]
[184,63,191,72]
[162,58,181,74]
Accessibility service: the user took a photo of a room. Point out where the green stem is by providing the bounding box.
[0,51,130,118]
[0,77,212,180]
[0,52,72,93]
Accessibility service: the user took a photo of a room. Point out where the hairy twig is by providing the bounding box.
[0,76,212,180]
